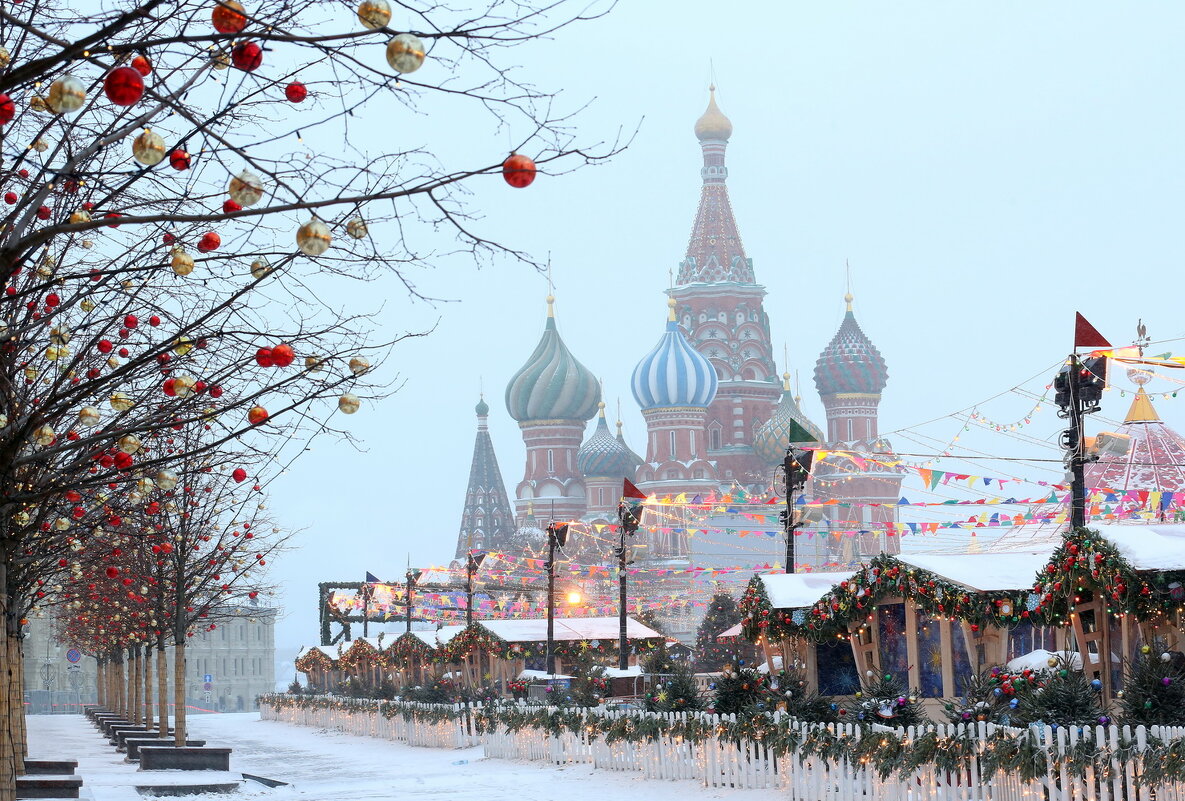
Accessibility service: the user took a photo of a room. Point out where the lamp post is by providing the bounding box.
[404,569,421,634]
[617,487,645,671]
[781,446,814,574]
[465,552,485,628]
[544,523,569,676]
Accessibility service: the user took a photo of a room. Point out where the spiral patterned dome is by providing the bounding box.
[814,295,888,396]
[632,300,718,410]
[578,403,642,478]
[505,297,601,422]
[754,375,825,465]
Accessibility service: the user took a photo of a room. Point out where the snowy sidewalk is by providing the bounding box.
[29,713,774,800]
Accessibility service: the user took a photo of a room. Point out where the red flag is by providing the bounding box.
[622,478,647,500]
[1074,312,1111,349]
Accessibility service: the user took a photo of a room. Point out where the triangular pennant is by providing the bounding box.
[1074,312,1111,349]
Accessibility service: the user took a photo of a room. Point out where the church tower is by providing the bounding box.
[505,295,601,523]
[667,87,780,489]
[578,401,643,517]
[454,396,515,559]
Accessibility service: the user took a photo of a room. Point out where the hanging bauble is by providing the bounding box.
[69,210,91,224]
[171,249,195,276]
[349,356,370,375]
[33,425,55,446]
[229,170,264,206]
[0,47,9,69]
[47,75,87,114]
[296,217,331,256]
[338,393,361,414]
[212,0,248,33]
[304,355,324,372]
[223,199,242,214]
[285,81,308,103]
[104,67,145,106]
[247,406,269,425]
[254,347,274,367]
[232,468,248,483]
[110,392,134,412]
[346,218,368,239]
[1046,656,1058,668]
[172,375,196,397]
[131,55,153,76]
[173,337,193,356]
[197,231,221,252]
[211,48,231,70]
[231,41,263,72]
[155,470,178,491]
[106,567,120,579]
[132,129,167,166]
[0,94,12,125]
[169,149,191,170]
[77,407,100,427]
[44,345,68,361]
[385,33,425,73]
[250,257,272,279]
[502,153,536,188]
[270,343,295,367]
[357,0,391,29]
[118,434,142,454]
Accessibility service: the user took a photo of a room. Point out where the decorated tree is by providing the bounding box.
[711,666,771,715]
[644,659,703,713]
[0,0,617,794]
[844,672,925,729]
[694,591,742,671]
[1119,644,1185,726]
[942,668,1022,726]
[1011,657,1109,728]
[774,667,837,723]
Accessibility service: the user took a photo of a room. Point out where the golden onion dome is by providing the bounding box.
[694,85,733,142]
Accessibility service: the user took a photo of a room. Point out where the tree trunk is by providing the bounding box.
[156,647,168,738]
[0,633,14,801]
[172,642,186,746]
[142,646,153,731]
[130,648,141,725]
[10,637,25,762]
[116,653,126,719]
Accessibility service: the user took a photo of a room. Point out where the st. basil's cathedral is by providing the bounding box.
[453,88,907,583]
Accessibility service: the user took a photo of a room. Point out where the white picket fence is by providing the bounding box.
[260,699,1185,799]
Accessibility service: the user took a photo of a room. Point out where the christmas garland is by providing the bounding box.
[258,693,1185,786]
[739,528,1185,644]
[294,648,336,673]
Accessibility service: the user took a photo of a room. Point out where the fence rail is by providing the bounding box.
[259,696,1185,799]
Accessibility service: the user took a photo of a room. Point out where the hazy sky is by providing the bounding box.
[265,2,1185,656]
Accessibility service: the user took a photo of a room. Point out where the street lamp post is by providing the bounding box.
[465,552,485,628]
[617,486,645,672]
[781,446,814,574]
[544,523,569,676]
[404,569,421,634]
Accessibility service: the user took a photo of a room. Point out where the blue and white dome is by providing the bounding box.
[631,300,719,410]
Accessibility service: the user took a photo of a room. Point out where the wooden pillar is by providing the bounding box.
[939,620,956,699]
[904,603,920,691]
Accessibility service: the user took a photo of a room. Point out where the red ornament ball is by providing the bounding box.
[197,231,221,252]
[36,205,51,220]
[222,199,242,214]
[232,468,248,483]
[169,149,191,170]
[254,347,274,367]
[285,81,308,103]
[124,314,138,328]
[212,0,248,33]
[104,67,145,106]
[231,42,263,72]
[105,567,120,579]
[131,55,153,76]
[502,153,537,188]
[270,343,295,367]
[0,94,14,125]
[247,406,268,425]
[3,192,16,205]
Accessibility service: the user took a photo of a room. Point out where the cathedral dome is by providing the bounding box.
[475,396,490,416]
[814,294,888,396]
[578,403,642,478]
[632,300,719,410]
[753,374,825,465]
[694,86,733,142]
[505,296,600,422]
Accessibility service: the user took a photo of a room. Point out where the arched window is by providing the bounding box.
[669,431,677,458]
[547,449,554,473]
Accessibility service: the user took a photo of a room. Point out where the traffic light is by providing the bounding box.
[1077,355,1107,413]
[784,446,813,490]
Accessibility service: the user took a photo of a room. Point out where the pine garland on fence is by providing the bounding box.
[258,693,1185,785]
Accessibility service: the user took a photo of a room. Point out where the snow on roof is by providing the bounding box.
[342,636,385,651]
[434,624,466,645]
[717,622,743,640]
[898,551,1054,592]
[602,666,645,678]
[1092,524,1185,570]
[517,670,574,680]
[478,617,663,644]
[296,645,336,660]
[758,571,854,609]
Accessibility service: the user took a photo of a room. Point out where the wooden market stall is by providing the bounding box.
[383,631,438,688]
[294,645,340,692]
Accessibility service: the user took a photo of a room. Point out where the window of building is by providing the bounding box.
[847,419,854,441]
[598,488,605,507]
[690,430,697,457]
[547,449,554,473]
[709,425,721,450]
[666,470,678,480]
[668,431,676,458]
[694,469,705,479]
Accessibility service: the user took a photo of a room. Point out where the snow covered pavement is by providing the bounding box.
[28,713,774,800]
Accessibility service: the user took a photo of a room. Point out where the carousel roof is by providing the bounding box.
[1085,388,1185,495]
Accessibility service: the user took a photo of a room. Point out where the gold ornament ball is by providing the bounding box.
[47,75,87,114]
[296,217,332,256]
[110,392,134,412]
[80,299,95,312]
[132,129,167,166]
[211,48,231,70]
[349,356,370,375]
[44,345,67,361]
[53,517,70,532]
[173,337,194,356]
[171,249,195,276]
[50,326,71,345]
[29,96,49,113]
[118,434,142,454]
[155,469,179,491]
[385,33,426,73]
[0,46,9,68]
[250,257,272,280]
[305,355,324,372]
[338,393,361,414]
[13,512,29,527]
[32,138,48,153]
[1047,656,1058,668]
[1142,644,1152,654]
[33,425,55,446]
[357,0,391,29]
[172,374,196,397]
[78,406,101,427]
[346,218,368,239]
[69,209,91,225]
[229,169,264,206]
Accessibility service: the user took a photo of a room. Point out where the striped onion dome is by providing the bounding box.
[631,299,719,410]
[753,374,825,465]
[814,293,888,396]
[578,403,643,478]
[505,296,600,422]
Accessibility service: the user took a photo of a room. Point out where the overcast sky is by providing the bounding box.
[264,2,1185,657]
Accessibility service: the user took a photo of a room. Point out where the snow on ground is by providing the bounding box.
[28,713,773,801]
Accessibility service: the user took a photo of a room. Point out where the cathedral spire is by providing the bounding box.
[678,85,753,285]
[454,396,514,559]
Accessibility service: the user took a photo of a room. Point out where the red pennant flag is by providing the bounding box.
[622,478,647,500]
[1074,312,1111,349]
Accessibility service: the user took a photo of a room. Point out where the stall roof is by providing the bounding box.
[758,571,855,610]
[432,616,662,647]
[296,644,337,660]
[1092,524,1185,571]
[897,551,1054,592]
